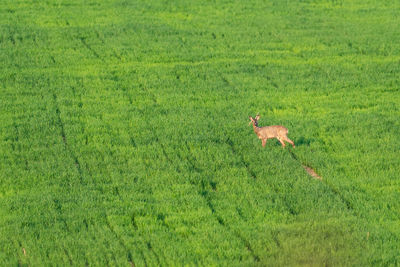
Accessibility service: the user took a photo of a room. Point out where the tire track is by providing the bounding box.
[227,138,298,216]
[139,83,158,104]
[53,93,89,264]
[52,93,85,185]
[79,36,104,62]
[117,72,161,267]
[265,75,279,89]
[162,140,255,256]
[102,144,146,265]
[54,91,121,264]
[63,247,73,265]
[14,58,247,76]
[221,73,296,216]
[123,74,260,261]
[234,232,261,263]
[105,216,137,267]
[227,138,298,250]
[94,29,122,61]
[182,142,261,263]
[226,138,256,180]
[146,241,161,266]
[288,150,321,180]
[288,150,355,212]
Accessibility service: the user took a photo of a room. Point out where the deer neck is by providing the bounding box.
[252,122,261,134]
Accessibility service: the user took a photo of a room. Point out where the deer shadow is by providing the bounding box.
[294,136,313,146]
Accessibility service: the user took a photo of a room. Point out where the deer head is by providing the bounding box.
[248,114,260,126]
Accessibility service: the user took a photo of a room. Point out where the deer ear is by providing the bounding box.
[255,114,260,120]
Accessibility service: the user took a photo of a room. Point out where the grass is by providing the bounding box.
[1,0,400,265]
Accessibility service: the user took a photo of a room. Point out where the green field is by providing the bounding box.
[1,0,400,265]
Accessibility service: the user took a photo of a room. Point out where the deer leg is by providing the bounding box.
[262,139,267,147]
[284,137,295,148]
[278,138,286,148]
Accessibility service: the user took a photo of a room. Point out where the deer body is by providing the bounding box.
[249,115,295,148]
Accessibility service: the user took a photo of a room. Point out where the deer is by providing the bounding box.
[249,114,295,148]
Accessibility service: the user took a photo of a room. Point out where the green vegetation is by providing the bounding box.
[1,0,399,265]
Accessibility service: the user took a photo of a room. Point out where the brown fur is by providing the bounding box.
[249,115,295,148]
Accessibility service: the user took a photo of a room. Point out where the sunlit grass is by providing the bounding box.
[0,0,399,265]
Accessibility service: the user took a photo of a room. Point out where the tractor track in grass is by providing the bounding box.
[146,241,161,266]
[78,36,104,62]
[54,90,135,265]
[125,74,260,263]
[63,247,73,265]
[116,75,161,266]
[288,150,354,212]
[227,138,257,180]
[288,150,322,181]
[13,58,247,76]
[221,73,297,215]
[105,216,137,267]
[139,83,158,104]
[161,141,260,262]
[52,93,85,185]
[94,29,122,61]
[182,141,261,263]
[227,138,298,216]
[52,92,94,264]
[302,165,322,180]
